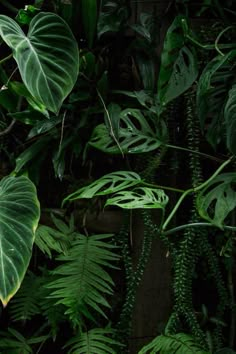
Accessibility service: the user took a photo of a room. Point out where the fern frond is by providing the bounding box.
[9,271,43,322]
[64,328,123,354]
[47,233,119,324]
[138,333,210,354]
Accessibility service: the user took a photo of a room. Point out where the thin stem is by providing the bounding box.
[0,0,18,13]
[186,34,235,51]
[163,222,236,236]
[0,118,16,136]
[162,157,233,230]
[215,26,234,56]
[166,143,225,163]
[142,181,184,193]
[0,53,13,66]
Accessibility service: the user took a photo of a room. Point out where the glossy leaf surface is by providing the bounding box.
[0,176,40,306]
[0,12,79,114]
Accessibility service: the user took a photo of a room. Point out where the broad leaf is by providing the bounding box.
[89,109,165,154]
[224,84,236,155]
[158,16,198,106]
[63,171,142,204]
[0,176,40,306]
[105,187,169,209]
[196,173,236,228]
[0,12,79,114]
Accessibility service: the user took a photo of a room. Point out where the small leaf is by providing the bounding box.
[105,187,169,209]
[0,176,40,306]
[197,173,236,228]
[0,12,79,114]
[63,171,142,204]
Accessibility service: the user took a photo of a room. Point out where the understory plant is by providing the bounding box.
[0,0,236,353]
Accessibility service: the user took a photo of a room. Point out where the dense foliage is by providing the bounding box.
[0,0,236,353]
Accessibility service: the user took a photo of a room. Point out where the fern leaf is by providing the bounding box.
[47,233,119,324]
[64,328,123,354]
[138,333,210,354]
[9,271,43,322]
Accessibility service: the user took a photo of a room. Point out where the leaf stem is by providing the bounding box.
[163,222,236,236]
[162,157,233,230]
[0,53,13,66]
[142,181,184,193]
[0,0,18,13]
[186,34,235,51]
[165,143,225,162]
[215,26,234,56]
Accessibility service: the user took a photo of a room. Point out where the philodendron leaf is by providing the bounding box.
[158,16,198,106]
[63,171,142,204]
[224,84,236,155]
[0,176,40,306]
[0,12,79,114]
[105,187,168,209]
[196,173,236,228]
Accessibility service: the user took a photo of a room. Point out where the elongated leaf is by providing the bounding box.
[158,16,198,106]
[65,328,122,354]
[196,173,236,228]
[89,109,165,154]
[63,171,142,204]
[0,12,79,114]
[105,187,169,209]
[224,84,236,155]
[0,176,40,306]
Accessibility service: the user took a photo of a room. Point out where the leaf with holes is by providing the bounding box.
[158,16,198,106]
[196,173,236,228]
[0,176,40,306]
[105,187,169,209]
[63,171,142,204]
[0,12,79,114]
[89,109,166,154]
[224,84,236,155]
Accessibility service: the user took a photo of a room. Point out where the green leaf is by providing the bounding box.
[196,173,236,228]
[47,234,119,324]
[158,16,198,106]
[105,187,169,209]
[81,0,97,48]
[224,84,236,155]
[97,1,129,37]
[138,333,209,354]
[65,328,123,354]
[63,171,142,204]
[89,109,165,154]
[0,176,40,306]
[0,12,79,114]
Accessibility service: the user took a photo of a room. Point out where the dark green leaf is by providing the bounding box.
[224,84,236,154]
[81,0,97,48]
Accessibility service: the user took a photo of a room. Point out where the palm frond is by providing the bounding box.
[64,328,123,354]
[9,271,43,322]
[138,333,209,354]
[47,233,119,324]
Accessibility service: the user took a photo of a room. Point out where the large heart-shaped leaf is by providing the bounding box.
[105,187,169,209]
[0,176,40,306]
[196,173,236,228]
[158,16,198,106]
[0,12,79,114]
[89,109,166,154]
[224,84,236,155]
[63,171,142,204]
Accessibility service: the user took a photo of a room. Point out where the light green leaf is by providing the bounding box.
[105,187,168,209]
[0,176,40,306]
[63,171,142,204]
[196,173,236,228]
[0,12,79,114]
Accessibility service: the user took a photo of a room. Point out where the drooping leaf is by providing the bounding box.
[63,171,142,204]
[0,12,79,114]
[47,234,119,324]
[81,0,97,48]
[196,51,236,148]
[0,176,40,306]
[158,16,198,106]
[65,328,123,354]
[131,12,159,44]
[224,84,236,155]
[138,333,209,354]
[89,109,166,154]
[105,187,169,209]
[196,173,236,228]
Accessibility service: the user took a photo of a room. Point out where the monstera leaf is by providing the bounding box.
[0,12,79,114]
[105,187,169,209]
[0,176,40,306]
[63,171,142,204]
[196,173,236,228]
[158,16,198,106]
